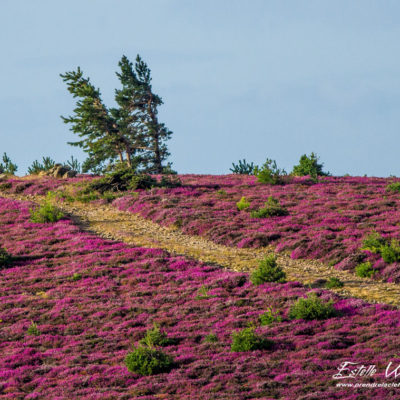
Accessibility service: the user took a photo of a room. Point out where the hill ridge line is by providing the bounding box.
[2,191,400,307]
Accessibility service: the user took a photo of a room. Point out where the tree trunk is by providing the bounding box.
[125,150,132,168]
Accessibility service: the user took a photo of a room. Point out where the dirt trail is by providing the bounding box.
[3,191,400,307]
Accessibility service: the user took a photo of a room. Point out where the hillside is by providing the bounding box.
[1,175,400,399]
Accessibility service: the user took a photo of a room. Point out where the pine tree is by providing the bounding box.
[60,55,173,174]
[133,55,172,173]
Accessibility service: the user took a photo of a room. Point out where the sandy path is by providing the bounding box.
[2,191,400,307]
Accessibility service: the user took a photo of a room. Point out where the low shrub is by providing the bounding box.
[386,182,400,193]
[139,324,175,347]
[236,196,250,211]
[291,152,329,177]
[253,159,286,185]
[325,277,344,289]
[125,345,175,376]
[231,327,273,352]
[380,240,400,264]
[250,254,286,285]
[28,156,56,175]
[230,159,255,175]
[30,193,64,223]
[203,333,218,343]
[288,293,337,320]
[27,321,40,336]
[250,196,288,218]
[259,308,282,326]
[0,247,13,268]
[0,153,17,175]
[361,232,387,254]
[355,262,375,278]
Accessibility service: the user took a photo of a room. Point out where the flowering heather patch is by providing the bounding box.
[110,174,400,282]
[1,198,400,398]
[1,175,92,196]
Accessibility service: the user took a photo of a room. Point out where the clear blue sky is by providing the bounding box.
[1,0,400,176]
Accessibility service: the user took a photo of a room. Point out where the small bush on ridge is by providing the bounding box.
[0,153,17,175]
[230,159,255,175]
[203,333,218,343]
[231,327,273,352]
[291,152,329,178]
[254,158,286,185]
[289,293,337,320]
[250,254,286,285]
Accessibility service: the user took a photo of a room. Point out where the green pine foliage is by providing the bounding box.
[288,293,337,320]
[259,308,282,326]
[292,152,329,178]
[29,193,64,223]
[253,158,286,185]
[250,254,286,285]
[230,159,255,175]
[0,153,17,175]
[28,157,56,174]
[355,262,375,278]
[231,327,273,352]
[139,324,175,347]
[61,54,173,174]
[250,196,288,218]
[125,345,175,376]
[386,182,400,193]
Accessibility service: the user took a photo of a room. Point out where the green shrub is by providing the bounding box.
[125,345,174,375]
[291,152,329,177]
[253,159,286,185]
[355,262,375,278]
[380,239,400,263]
[259,308,282,326]
[28,156,55,175]
[250,254,286,285]
[0,247,13,268]
[159,176,182,188]
[230,159,255,175]
[29,193,64,223]
[71,273,82,281]
[0,153,17,175]
[27,321,40,336]
[361,232,387,254]
[288,293,337,320]
[231,327,273,352]
[325,277,344,289]
[203,333,218,343]
[139,324,175,347]
[236,196,250,211]
[250,196,288,218]
[386,182,400,193]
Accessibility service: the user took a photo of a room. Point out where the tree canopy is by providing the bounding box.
[61,55,172,174]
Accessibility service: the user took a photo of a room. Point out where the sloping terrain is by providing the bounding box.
[1,194,400,398]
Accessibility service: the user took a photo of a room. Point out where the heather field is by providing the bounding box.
[1,191,400,398]
[110,175,400,282]
[4,174,400,284]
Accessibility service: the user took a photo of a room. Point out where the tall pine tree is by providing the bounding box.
[60,55,172,173]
